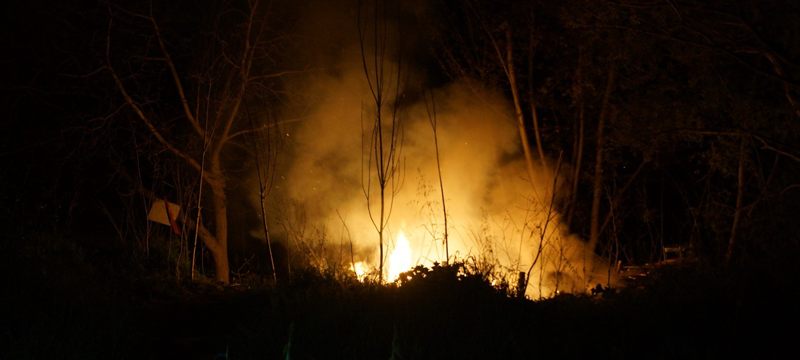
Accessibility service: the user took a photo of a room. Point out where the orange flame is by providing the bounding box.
[352,261,369,281]
[387,230,412,282]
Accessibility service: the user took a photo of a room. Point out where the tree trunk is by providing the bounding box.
[567,49,586,228]
[726,136,746,262]
[209,236,230,284]
[503,28,537,185]
[567,100,585,228]
[207,157,230,284]
[587,65,616,277]
[379,185,385,282]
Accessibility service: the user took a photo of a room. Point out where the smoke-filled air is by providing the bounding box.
[247,1,613,298]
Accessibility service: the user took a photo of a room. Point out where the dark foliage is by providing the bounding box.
[4,239,797,358]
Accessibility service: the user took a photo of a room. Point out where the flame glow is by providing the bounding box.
[353,261,369,281]
[266,43,617,297]
[387,230,412,282]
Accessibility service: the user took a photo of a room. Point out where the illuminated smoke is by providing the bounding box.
[252,0,612,297]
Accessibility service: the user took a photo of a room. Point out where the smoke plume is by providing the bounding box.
[256,0,611,297]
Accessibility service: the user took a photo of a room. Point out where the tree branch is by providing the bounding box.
[583,24,800,87]
[225,118,302,142]
[148,13,206,137]
[218,0,259,149]
[106,16,220,187]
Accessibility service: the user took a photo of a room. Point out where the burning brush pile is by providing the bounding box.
[255,71,616,299]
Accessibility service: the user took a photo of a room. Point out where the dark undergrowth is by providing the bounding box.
[3,232,797,359]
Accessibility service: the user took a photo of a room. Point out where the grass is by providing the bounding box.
[3,232,797,359]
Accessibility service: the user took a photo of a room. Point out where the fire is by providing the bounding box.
[352,261,369,281]
[387,230,412,282]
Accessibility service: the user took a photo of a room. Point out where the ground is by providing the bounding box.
[4,247,796,359]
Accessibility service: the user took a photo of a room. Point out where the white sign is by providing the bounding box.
[147,199,181,226]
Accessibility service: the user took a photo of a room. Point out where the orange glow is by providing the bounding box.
[352,261,369,281]
[277,69,616,297]
[387,230,412,282]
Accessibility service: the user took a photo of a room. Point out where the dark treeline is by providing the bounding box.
[431,0,800,267]
[5,0,799,280]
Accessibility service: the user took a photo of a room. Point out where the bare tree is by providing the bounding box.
[424,90,449,262]
[726,135,747,262]
[521,152,563,297]
[106,0,287,284]
[566,48,586,229]
[358,0,405,282]
[247,106,279,283]
[587,63,616,277]
[463,3,548,183]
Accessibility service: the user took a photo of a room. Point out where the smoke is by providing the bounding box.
[254,0,611,297]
